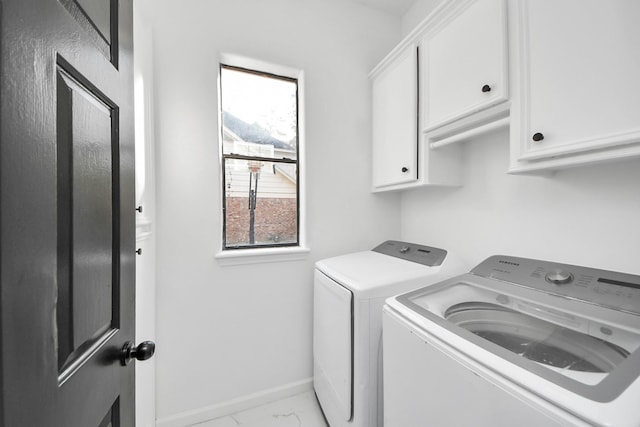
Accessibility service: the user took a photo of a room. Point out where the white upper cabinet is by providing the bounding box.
[371,44,419,189]
[370,41,463,192]
[509,0,640,172]
[370,0,640,189]
[422,0,508,133]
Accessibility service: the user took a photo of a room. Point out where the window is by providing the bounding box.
[219,63,300,250]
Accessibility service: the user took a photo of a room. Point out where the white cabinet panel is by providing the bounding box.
[510,0,640,172]
[372,44,418,189]
[423,0,508,132]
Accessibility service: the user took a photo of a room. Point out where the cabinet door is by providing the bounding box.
[372,44,418,189]
[515,0,640,164]
[423,0,508,131]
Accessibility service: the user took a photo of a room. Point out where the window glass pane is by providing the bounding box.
[221,67,297,157]
[224,158,298,248]
[220,64,299,250]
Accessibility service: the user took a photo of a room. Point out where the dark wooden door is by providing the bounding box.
[0,0,136,425]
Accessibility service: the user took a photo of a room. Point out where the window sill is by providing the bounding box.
[215,246,310,266]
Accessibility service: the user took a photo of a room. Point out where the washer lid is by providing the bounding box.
[393,276,640,403]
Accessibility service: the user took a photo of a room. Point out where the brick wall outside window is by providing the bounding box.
[225,197,297,246]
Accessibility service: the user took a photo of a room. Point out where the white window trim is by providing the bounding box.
[215,246,310,266]
[215,53,308,263]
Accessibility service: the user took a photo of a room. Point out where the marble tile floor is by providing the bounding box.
[190,390,329,427]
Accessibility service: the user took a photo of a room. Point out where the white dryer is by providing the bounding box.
[313,240,464,427]
[383,255,640,427]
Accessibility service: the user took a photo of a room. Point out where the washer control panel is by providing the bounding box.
[545,270,574,285]
[372,240,447,267]
[471,255,640,315]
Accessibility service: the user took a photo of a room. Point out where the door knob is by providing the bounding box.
[121,340,156,366]
[481,84,491,93]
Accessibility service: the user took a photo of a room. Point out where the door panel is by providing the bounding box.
[313,270,353,422]
[99,399,121,427]
[56,63,118,378]
[1,0,135,425]
[59,0,119,65]
[521,0,640,159]
[74,0,113,43]
[423,0,507,130]
[371,44,418,188]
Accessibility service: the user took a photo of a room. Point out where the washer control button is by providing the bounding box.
[399,246,410,254]
[545,270,574,285]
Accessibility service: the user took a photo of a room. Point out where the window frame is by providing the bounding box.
[217,56,306,257]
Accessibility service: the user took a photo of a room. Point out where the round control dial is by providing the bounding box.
[545,270,574,285]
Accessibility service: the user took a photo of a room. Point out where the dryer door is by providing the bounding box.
[313,269,353,422]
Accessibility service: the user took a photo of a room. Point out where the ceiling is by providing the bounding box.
[351,0,417,16]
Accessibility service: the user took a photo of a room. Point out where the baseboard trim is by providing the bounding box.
[155,377,313,427]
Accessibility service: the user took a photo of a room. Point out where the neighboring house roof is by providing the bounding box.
[222,111,293,150]
[274,164,296,184]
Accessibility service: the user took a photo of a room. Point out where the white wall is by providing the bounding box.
[151,1,401,424]
[133,0,157,425]
[401,129,640,275]
[401,0,444,36]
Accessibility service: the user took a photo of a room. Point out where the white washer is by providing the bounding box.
[383,255,640,427]
[313,240,464,427]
